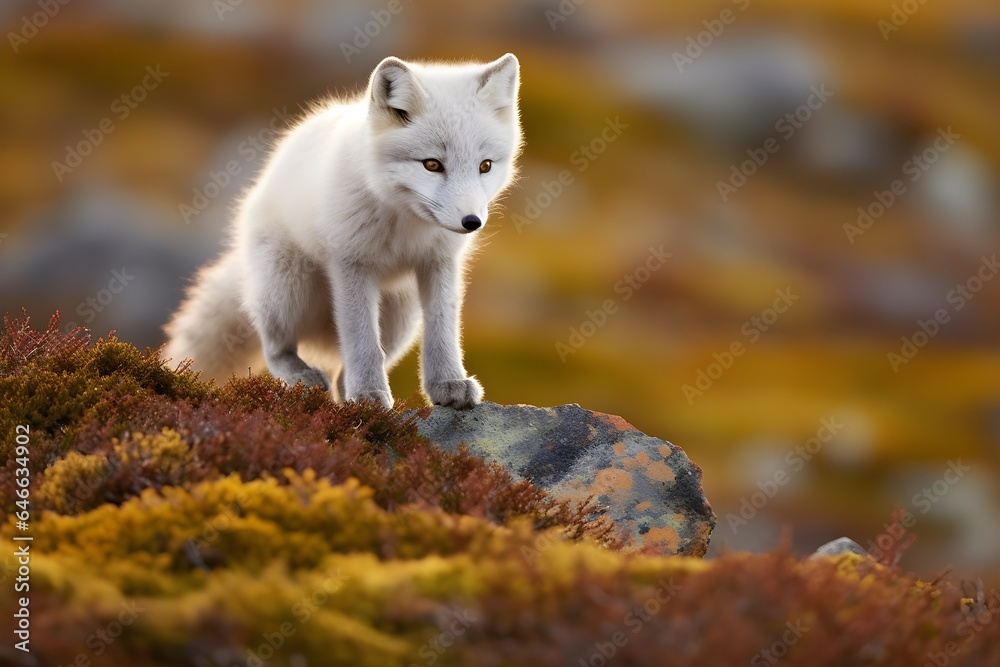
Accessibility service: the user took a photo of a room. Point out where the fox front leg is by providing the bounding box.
[330,265,393,406]
[416,259,483,409]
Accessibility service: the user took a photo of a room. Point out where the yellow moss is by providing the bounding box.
[19,473,527,583]
[114,427,190,473]
[12,316,999,665]
[830,552,870,577]
[37,451,111,515]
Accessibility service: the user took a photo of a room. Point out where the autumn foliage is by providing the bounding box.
[1,312,998,667]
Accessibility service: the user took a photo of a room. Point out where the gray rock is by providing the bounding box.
[414,401,716,557]
[811,537,869,559]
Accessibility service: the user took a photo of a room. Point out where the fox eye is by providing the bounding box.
[479,159,492,174]
[422,159,444,173]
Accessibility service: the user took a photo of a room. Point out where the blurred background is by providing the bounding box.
[1,0,998,575]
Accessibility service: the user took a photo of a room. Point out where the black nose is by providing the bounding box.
[461,215,482,231]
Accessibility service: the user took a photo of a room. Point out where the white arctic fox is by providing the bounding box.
[164,54,522,408]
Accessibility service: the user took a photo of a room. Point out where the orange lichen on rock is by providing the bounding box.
[594,411,638,432]
[641,525,682,553]
[643,459,677,484]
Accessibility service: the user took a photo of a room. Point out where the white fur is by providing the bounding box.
[164,54,522,408]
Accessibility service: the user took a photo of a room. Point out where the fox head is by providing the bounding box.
[366,54,522,234]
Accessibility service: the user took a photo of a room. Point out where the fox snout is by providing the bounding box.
[460,214,482,232]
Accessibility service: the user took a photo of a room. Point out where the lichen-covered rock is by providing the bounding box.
[811,536,870,559]
[414,401,715,556]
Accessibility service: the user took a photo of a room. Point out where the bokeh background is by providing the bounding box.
[1,0,998,575]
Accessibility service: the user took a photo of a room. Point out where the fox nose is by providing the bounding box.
[461,215,482,232]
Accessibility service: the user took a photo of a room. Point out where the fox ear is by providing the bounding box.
[477,53,519,114]
[369,57,426,124]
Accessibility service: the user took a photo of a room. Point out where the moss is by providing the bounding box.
[115,428,189,472]
[36,451,111,515]
[1,311,998,666]
[0,312,209,464]
[6,527,1000,666]
[0,312,616,547]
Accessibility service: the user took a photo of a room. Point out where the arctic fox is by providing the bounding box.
[164,54,522,408]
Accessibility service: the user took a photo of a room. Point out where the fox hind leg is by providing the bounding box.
[380,280,423,371]
[246,242,331,391]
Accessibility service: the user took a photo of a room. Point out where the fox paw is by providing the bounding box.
[348,389,394,407]
[426,377,483,409]
[288,367,331,392]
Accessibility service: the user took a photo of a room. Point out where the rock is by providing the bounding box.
[811,537,869,559]
[414,401,715,557]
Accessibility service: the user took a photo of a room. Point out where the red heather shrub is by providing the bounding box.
[0,311,616,546]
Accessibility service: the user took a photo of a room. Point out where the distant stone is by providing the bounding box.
[811,537,869,559]
[413,401,715,557]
